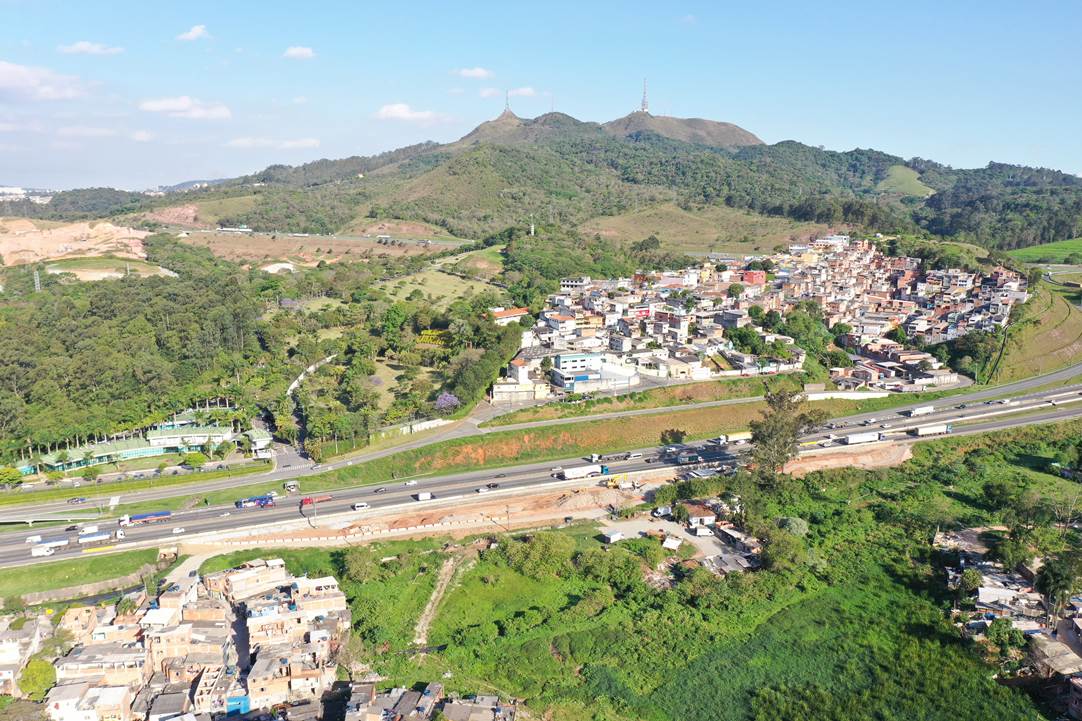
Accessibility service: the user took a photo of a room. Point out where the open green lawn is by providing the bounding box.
[578,202,829,255]
[876,164,935,197]
[381,269,500,309]
[992,286,1082,383]
[1009,237,1082,263]
[0,548,158,599]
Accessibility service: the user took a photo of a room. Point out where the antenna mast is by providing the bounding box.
[641,78,649,113]
[504,90,510,113]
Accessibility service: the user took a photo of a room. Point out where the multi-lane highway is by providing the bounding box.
[7,372,1082,570]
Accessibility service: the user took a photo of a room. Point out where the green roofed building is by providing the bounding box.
[38,424,237,472]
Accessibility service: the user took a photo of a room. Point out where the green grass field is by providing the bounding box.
[992,286,1082,383]
[381,269,500,308]
[45,256,171,280]
[876,164,934,197]
[0,548,158,599]
[1008,237,1082,263]
[191,195,260,225]
[578,202,828,254]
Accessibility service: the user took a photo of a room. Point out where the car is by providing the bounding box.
[266,491,279,498]
[172,527,186,535]
[351,502,371,511]
[879,423,891,429]
[219,512,231,517]
[403,480,418,486]
[67,497,87,505]
[475,487,490,494]
[373,487,387,494]
[188,570,198,578]
[550,466,562,473]
[71,480,81,488]
[486,482,500,489]
[312,464,322,470]
[494,473,506,479]
[958,404,968,409]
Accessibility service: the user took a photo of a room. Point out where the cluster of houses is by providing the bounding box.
[342,681,516,721]
[490,235,1027,404]
[936,528,1082,718]
[43,558,350,721]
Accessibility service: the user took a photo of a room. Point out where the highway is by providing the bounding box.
[6,378,1082,571]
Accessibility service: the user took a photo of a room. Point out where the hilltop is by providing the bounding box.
[3,109,1082,252]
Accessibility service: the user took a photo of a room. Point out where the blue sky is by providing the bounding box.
[1,0,1079,189]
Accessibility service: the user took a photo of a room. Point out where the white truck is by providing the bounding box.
[912,423,953,437]
[30,545,55,557]
[413,491,433,501]
[78,525,99,535]
[844,431,883,445]
[77,532,113,545]
[727,431,753,444]
[905,406,935,417]
[558,464,608,480]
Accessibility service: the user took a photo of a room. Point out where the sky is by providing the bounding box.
[1,0,1079,190]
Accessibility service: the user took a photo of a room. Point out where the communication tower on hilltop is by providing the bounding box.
[641,79,649,113]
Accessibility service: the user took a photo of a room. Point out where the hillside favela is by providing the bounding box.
[3,3,1082,721]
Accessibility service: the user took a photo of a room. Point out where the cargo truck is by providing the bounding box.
[905,406,936,417]
[414,491,433,501]
[675,451,702,465]
[844,431,883,445]
[558,464,609,480]
[30,545,55,557]
[727,431,753,444]
[911,423,953,437]
[235,495,275,509]
[119,511,171,527]
[37,536,70,549]
[78,532,114,545]
[79,525,99,535]
[300,495,333,506]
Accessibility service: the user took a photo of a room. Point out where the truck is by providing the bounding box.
[30,545,55,557]
[300,495,333,507]
[605,477,641,490]
[414,492,433,501]
[844,431,883,445]
[912,423,953,437]
[558,464,609,480]
[78,525,100,535]
[727,431,753,444]
[905,405,936,417]
[675,451,702,465]
[37,536,70,549]
[119,510,171,527]
[78,532,113,545]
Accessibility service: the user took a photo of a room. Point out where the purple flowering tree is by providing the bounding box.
[435,391,461,414]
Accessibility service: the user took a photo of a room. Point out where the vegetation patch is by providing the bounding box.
[0,548,157,598]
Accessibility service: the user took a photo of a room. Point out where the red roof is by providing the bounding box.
[491,307,529,319]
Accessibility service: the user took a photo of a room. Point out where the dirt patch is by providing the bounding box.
[413,555,460,645]
[351,220,448,238]
[180,230,444,264]
[0,218,149,266]
[784,442,913,477]
[144,203,204,228]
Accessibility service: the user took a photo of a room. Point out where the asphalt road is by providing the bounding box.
[7,380,1082,570]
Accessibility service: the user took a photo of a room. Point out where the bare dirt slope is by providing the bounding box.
[0,217,150,266]
[784,442,913,477]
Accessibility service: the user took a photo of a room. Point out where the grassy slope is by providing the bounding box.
[1009,237,1082,263]
[991,285,1082,383]
[875,164,934,197]
[380,269,499,309]
[578,202,828,254]
[0,548,158,598]
[192,195,260,224]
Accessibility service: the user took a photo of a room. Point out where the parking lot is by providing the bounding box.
[600,516,730,558]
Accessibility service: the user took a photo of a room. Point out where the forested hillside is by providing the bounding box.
[5,111,1082,250]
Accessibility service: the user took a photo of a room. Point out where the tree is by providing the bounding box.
[0,467,22,486]
[434,392,461,415]
[986,617,1024,655]
[749,387,827,481]
[660,428,687,445]
[17,657,55,701]
[727,283,745,299]
[182,452,207,469]
[1036,555,1081,620]
[885,326,908,344]
[80,465,100,482]
[960,567,982,595]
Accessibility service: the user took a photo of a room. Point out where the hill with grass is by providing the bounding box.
[6,110,1082,252]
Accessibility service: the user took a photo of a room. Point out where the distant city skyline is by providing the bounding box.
[1,0,1079,189]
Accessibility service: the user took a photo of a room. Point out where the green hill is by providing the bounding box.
[7,110,1082,252]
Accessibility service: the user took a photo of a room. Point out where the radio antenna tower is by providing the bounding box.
[640,78,649,113]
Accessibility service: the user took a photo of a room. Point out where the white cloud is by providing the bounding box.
[292,96,308,104]
[139,96,231,120]
[176,25,209,41]
[225,136,319,149]
[373,103,451,125]
[57,126,117,138]
[456,67,493,79]
[678,14,697,24]
[283,46,315,60]
[0,60,85,101]
[447,87,464,95]
[508,87,536,97]
[0,122,20,132]
[479,87,500,98]
[131,130,154,142]
[59,40,124,55]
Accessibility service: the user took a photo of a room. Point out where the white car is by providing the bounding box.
[403,480,418,487]
[172,527,186,535]
[351,502,370,511]
[475,487,490,494]
[219,512,231,517]
[266,491,279,498]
